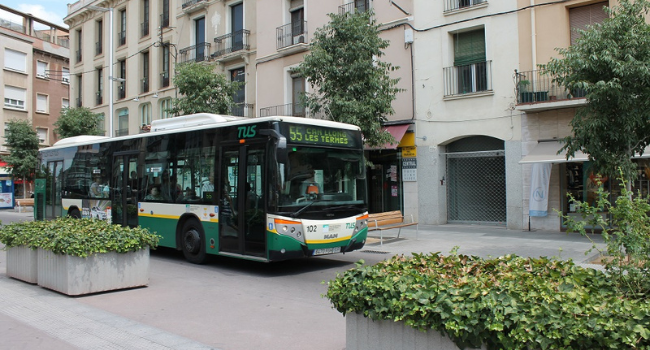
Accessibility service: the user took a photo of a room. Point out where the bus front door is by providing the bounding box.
[219,144,266,258]
[111,154,139,227]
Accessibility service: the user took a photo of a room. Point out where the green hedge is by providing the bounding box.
[0,217,159,258]
[326,253,650,350]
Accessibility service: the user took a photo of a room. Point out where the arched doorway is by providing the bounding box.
[446,136,506,224]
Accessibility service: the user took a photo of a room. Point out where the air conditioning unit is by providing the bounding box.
[293,35,305,45]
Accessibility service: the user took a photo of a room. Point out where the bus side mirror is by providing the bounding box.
[259,129,287,163]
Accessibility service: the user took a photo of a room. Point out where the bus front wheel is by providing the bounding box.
[181,220,207,264]
[68,208,81,219]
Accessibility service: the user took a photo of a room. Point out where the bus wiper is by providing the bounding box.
[291,199,322,218]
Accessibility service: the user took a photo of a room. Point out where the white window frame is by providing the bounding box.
[36,94,48,113]
[62,98,70,109]
[36,127,48,144]
[160,98,172,119]
[140,103,152,126]
[4,85,26,110]
[4,49,27,73]
[36,61,48,79]
[62,67,70,84]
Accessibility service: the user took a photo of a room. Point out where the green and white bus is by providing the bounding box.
[37,114,369,263]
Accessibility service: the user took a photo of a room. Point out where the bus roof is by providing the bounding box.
[42,114,361,151]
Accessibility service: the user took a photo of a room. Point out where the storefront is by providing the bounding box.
[0,162,16,209]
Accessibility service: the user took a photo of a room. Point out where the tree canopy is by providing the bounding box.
[168,62,243,116]
[542,0,650,180]
[3,120,39,188]
[297,10,403,148]
[54,107,103,139]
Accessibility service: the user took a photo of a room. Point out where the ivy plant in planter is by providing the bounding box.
[327,254,650,350]
[0,217,160,295]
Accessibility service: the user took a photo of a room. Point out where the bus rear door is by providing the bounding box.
[111,153,139,227]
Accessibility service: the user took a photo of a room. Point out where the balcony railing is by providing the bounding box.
[142,79,149,93]
[339,1,369,14]
[182,0,206,9]
[179,42,211,63]
[515,69,586,104]
[96,92,103,106]
[443,60,492,97]
[160,14,169,29]
[277,22,308,50]
[95,41,102,55]
[118,31,126,46]
[213,30,250,58]
[161,74,170,88]
[444,0,487,12]
[118,84,126,99]
[141,21,149,37]
[115,128,129,137]
[260,103,306,118]
[230,103,255,117]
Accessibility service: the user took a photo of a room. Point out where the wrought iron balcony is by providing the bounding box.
[259,103,306,118]
[515,69,586,105]
[179,42,211,63]
[161,74,170,88]
[118,84,125,100]
[230,103,255,117]
[339,1,369,14]
[160,14,169,29]
[276,22,308,50]
[118,31,126,46]
[182,0,206,9]
[444,0,487,12]
[141,21,149,37]
[443,60,492,97]
[115,128,129,137]
[96,91,103,106]
[96,41,102,55]
[142,79,149,93]
[213,30,250,58]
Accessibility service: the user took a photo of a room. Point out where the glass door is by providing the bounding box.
[45,160,63,219]
[112,154,139,227]
[219,144,266,257]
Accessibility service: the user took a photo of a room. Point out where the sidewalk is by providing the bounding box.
[0,217,605,350]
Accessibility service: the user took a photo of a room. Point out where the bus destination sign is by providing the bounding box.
[284,124,359,148]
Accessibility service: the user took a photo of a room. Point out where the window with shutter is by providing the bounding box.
[4,86,26,109]
[37,61,48,78]
[4,49,27,72]
[36,94,48,113]
[570,2,608,45]
[454,29,486,66]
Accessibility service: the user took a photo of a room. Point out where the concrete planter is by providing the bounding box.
[37,247,150,296]
[346,313,485,350]
[6,245,38,284]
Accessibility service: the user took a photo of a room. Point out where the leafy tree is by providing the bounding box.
[3,120,39,197]
[297,10,403,148]
[54,107,103,139]
[543,0,650,182]
[168,62,243,116]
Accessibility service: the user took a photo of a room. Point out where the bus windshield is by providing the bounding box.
[278,146,366,215]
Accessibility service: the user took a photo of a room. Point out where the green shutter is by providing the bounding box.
[454,29,486,66]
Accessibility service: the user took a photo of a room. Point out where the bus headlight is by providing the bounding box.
[274,218,305,243]
[353,214,368,235]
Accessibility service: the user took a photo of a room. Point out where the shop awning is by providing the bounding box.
[366,124,411,150]
[519,141,589,164]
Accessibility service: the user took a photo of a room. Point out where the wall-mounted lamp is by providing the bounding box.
[415,135,427,141]
[152,92,159,98]
[132,97,140,102]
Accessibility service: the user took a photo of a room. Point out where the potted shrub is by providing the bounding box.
[0,217,159,295]
[327,253,650,350]
[518,79,534,103]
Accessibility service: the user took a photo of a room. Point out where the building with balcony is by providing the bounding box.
[255,0,416,217]
[0,5,70,171]
[516,0,613,231]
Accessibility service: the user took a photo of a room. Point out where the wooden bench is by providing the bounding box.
[15,198,34,213]
[368,210,418,245]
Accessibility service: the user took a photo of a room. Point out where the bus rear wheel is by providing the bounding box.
[68,208,81,219]
[181,220,207,264]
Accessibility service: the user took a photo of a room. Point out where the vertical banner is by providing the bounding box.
[529,163,552,217]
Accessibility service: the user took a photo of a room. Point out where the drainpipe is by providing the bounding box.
[530,0,537,75]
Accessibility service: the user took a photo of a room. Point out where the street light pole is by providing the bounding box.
[107,7,113,137]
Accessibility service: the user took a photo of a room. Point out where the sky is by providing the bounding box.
[0,0,70,28]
